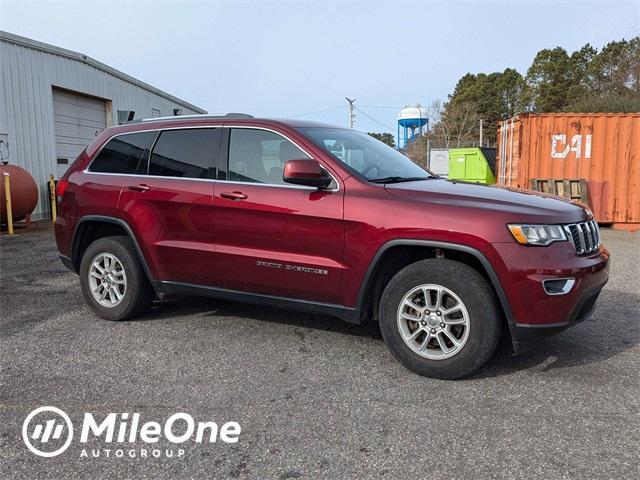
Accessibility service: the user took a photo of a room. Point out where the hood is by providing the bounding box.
[384,179,589,224]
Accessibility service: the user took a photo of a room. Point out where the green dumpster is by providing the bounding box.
[448,147,496,184]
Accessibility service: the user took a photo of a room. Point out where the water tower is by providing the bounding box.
[397,104,428,149]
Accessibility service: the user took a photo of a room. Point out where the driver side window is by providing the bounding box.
[228,129,309,185]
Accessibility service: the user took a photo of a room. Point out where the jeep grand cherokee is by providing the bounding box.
[54,114,609,379]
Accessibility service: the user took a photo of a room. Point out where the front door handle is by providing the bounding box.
[128,184,151,192]
[220,191,247,200]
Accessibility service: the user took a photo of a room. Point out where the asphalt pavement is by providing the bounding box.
[1,225,638,479]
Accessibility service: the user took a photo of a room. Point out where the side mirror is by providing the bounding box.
[283,159,332,189]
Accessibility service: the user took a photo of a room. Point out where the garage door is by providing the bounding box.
[53,88,107,177]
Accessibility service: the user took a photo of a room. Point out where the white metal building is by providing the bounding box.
[0,31,206,219]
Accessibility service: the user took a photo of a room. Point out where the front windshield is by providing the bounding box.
[298,127,434,181]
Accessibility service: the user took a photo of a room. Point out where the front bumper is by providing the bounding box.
[510,279,606,353]
[487,241,610,353]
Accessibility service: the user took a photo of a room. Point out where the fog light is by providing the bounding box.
[543,278,575,295]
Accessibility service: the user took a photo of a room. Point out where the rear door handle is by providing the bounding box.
[128,184,151,192]
[220,191,247,200]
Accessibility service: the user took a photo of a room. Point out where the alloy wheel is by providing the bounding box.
[396,284,470,360]
[88,252,127,308]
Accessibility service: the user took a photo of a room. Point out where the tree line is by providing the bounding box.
[404,37,639,157]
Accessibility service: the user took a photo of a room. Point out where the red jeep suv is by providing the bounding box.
[54,114,609,379]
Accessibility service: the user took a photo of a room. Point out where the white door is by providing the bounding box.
[52,88,107,177]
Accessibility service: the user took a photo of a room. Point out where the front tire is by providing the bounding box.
[379,259,501,379]
[79,236,154,321]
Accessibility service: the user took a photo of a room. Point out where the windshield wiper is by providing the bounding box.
[369,176,435,184]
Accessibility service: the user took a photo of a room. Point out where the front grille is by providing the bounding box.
[564,220,600,256]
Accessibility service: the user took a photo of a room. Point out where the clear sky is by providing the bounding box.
[1,0,638,133]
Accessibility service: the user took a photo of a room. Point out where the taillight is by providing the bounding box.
[56,180,69,202]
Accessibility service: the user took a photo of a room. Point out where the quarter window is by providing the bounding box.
[89,132,155,174]
[228,129,309,185]
[149,129,218,179]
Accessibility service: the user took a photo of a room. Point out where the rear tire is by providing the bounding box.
[79,236,154,321]
[379,259,501,379]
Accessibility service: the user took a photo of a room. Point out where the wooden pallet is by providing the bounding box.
[530,178,590,205]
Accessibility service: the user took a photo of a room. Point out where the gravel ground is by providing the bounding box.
[1,225,638,479]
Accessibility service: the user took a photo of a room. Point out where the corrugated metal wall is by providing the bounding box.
[497,113,640,226]
[0,33,205,219]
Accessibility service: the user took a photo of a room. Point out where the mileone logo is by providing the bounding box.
[22,406,241,458]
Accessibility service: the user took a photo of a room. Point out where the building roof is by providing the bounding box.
[0,30,206,114]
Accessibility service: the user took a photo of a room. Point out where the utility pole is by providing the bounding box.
[345,97,356,128]
[479,119,483,147]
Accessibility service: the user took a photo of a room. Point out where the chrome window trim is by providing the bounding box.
[84,125,341,193]
[81,171,333,192]
[81,171,217,184]
[216,179,316,191]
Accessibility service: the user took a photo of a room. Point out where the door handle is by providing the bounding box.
[220,191,247,200]
[128,184,151,192]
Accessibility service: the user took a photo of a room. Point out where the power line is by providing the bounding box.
[288,105,345,118]
[280,103,400,132]
[358,105,404,109]
[354,106,396,132]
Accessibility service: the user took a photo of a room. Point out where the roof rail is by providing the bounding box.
[128,113,254,123]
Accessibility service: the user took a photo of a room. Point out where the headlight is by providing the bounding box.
[507,224,567,246]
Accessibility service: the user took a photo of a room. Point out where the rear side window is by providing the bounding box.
[149,129,219,179]
[89,132,155,174]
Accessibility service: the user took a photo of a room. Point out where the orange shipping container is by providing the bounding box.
[496,113,640,228]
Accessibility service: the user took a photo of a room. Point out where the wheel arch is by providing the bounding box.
[71,215,156,287]
[356,240,515,332]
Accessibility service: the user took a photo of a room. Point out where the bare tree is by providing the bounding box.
[426,99,480,148]
[405,135,429,167]
[447,101,481,147]
[426,100,448,147]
